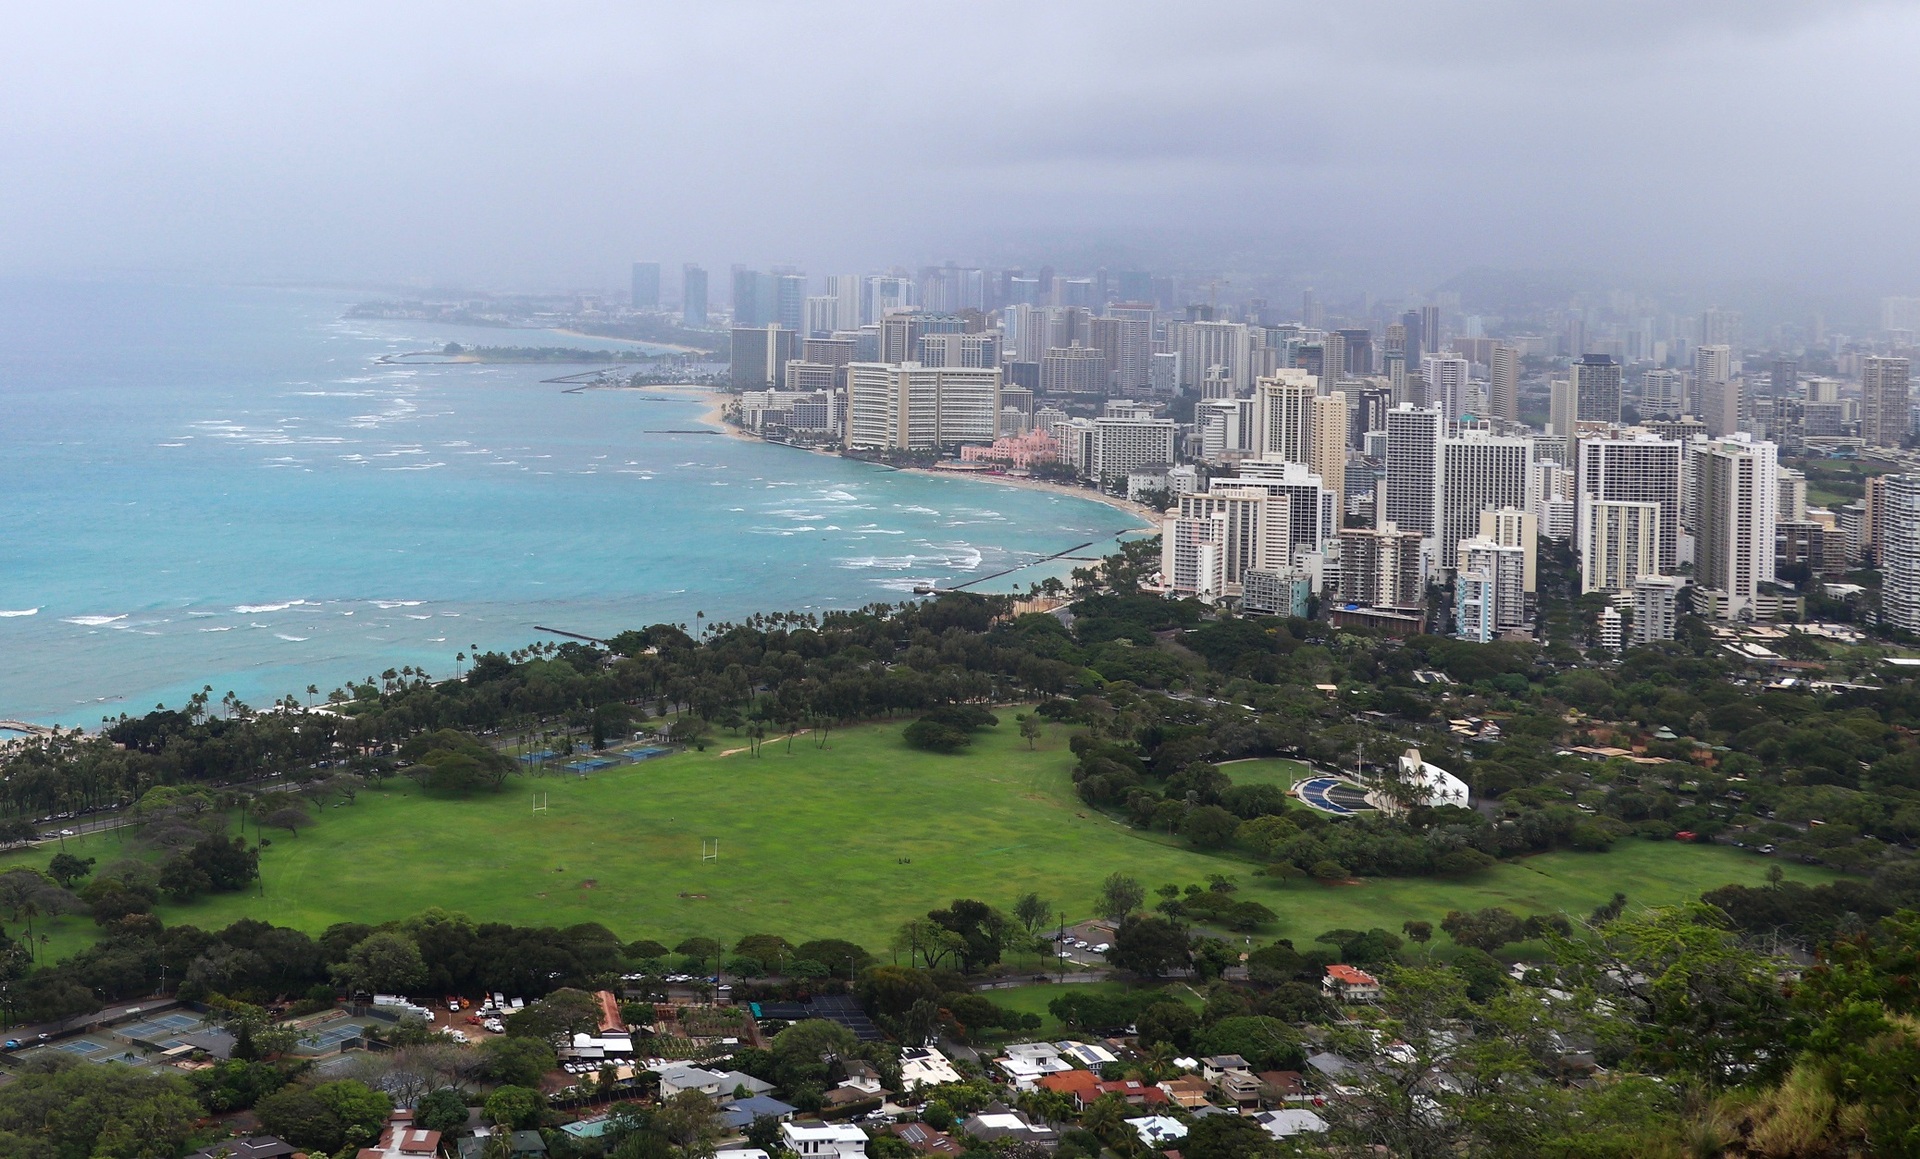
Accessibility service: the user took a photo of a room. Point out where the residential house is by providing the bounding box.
[899,1046,962,1090]
[1256,1071,1306,1103]
[719,1096,798,1132]
[1126,1117,1187,1147]
[995,1042,1071,1089]
[1323,964,1382,1002]
[1304,1051,1356,1082]
[1199,1054,1259,1106]
[720,1071,779,1100]
[1037,1070,1168,1111]
[355,1112,439,1159]
[657,1063,731,1101]
[960,1105,1059,1151]
[781,1122,868,1159]
[1055,1040,1119,1069]
[1250,1109,1329,1139]
[1157,1075,1214,1109]
[889,1123,962,1157]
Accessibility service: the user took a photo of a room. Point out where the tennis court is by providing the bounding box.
[54,1036,120,1058]
[296,1019,371,1053]
[25,1035,139,1065]
[119,1012,205,1041]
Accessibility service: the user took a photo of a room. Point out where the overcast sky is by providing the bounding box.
[2,1,1916,295]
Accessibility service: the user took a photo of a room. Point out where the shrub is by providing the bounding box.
[903,719,971,753]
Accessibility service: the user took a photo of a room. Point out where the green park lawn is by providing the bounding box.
[3,717,1840,964]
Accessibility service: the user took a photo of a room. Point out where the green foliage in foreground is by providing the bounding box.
[0,718,1833,962]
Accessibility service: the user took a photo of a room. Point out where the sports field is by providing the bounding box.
[3,717,1838,960]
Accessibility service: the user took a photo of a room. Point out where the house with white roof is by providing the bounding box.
[657,1063,731,1101]
[1126,1116,1187,1147]
[1055,1040,1118,1068]
[900,1045,962,1090]
[995,1042,1071,1090]
[780,1122,867,1159]
[1251,1109,1328,1138]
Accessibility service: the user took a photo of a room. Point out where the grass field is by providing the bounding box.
[1216,757,1313,788]
[984,980,1204,1038]
[3,718,1840,963]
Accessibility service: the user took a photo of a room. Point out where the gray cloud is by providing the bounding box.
[0,1,1913,291]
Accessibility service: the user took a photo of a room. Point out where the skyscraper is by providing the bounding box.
[775,273,807,333]
[1339,522,1426,609]
[1640,369,1684,417]
[681,265,709,327]
[1401,309,1425,363]
[1879,474,1920,634]
[1423,355,1471,424]
[1770,359,1798,400]
[1439,432,1531,569]
[1337,329,1373,376]
[1253,370,1317,465]
[1488,343,1519,422]
[630,261,661,309]
[1548,379,1574,441]
[1581,501,1661,594]
[826,275,861,332]
[1700,307,1742,350]
[730,326,797,389]
[803,296,839,339]
[844,363,1001,450]
[1383,405,1444,543]
[1577,433,1684,577]
[1570,354,1622,425]
[1691,434,1779,619]
[1863,357,1912,449]
[1312,392,1350,519]
[1693,344,1736,436]
[1175,320,1253,396]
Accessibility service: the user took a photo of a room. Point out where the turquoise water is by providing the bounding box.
[0,282,1136,727]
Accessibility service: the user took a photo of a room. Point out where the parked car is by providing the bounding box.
[1759,844,1777,854]
[1093,943,1111,953]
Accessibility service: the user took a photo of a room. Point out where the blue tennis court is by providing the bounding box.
[120,1013,204,1040]
[297,1020,370,1053]
[28,1035,132,1064]
[519,750,558,763]
[565,758,618,773]
[627,746,669,760]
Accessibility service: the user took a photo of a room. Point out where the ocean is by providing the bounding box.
[0,281,1137,728]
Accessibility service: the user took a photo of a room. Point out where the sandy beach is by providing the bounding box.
[670,383,1160,531]
[895,466,1160,533]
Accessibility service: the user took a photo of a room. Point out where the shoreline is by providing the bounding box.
[893,466,1160,533]
[680,384,1159,533]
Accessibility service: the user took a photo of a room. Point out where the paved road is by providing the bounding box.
[0,997,182,1046]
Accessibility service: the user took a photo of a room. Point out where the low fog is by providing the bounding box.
[1,1,1914,291]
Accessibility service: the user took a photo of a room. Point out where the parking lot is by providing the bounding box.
[1052,921,1115,966]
